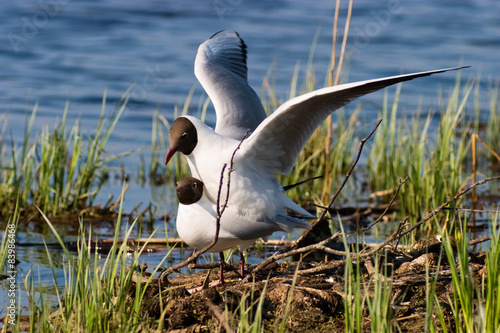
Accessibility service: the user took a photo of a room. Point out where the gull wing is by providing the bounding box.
[241,66,468,175]
[195,30,267,139]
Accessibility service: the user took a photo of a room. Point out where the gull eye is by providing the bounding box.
[191,182,197,189]
[181,132,188,138]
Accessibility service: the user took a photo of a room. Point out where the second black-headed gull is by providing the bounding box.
[175,177,311,283]
[166,62,467,228]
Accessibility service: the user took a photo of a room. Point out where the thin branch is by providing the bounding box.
[159,132,249,281]
[260,175,498,278]
[247,230,343,278]
[207,301,235,333]
[293,118,383,249]
[468,236,490,246]
[328,0,341,87]
[217,130,250,219]
[397,175,500,239]
[333,0,353,86]
[359,218,408,258]
[442,207,500,214]
[109,184,130,211]
[245,119,384,279]
[364,176,408,230]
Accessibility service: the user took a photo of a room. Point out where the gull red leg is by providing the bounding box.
[239,251,245,278]
[219,251,225,285]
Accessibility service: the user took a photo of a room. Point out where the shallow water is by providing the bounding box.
[1,0,499,316]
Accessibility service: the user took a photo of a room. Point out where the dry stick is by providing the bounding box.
[396,175,500,239]
[159,134,248,281]
[294,220,409,276]
[358,218,409,258]
[468,236,491,246]
[246,120,383,278]
[324,0,342,198]
[475,133,500,161]
[109,183,130,211]
[206,301,235,333]
[442,207,500,214]
[323,0,353,199]
[362,176,500,256]
[364,176,408,230]
[298,176,500,276]
[472,134,477,227]
[292,118,384,250]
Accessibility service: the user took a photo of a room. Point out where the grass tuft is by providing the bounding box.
[0,90,136,220]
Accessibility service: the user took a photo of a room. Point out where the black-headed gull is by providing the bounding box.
[176,177,311,281]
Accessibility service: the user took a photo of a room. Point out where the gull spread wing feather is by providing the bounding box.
[195,30,267,139]
[241,66,468,175]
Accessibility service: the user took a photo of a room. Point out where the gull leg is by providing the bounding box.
[239,251,245,278]
[219,251,225,285]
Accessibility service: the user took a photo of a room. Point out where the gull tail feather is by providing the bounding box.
[275,214,312,233]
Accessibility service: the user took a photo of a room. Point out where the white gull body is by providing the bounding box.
[175,177,310,253]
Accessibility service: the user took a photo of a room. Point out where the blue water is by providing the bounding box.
[1,0,499,316]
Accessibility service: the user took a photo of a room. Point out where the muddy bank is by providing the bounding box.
[125,236,488,332]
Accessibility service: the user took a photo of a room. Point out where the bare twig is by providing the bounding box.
[364,177,408,230]
[206,301,235,333]
[246,230,342,279]
[442,207,500,214]
[359,218,409,258]
[109,183,130,211]
[217,130,250,218]
[159,132,249,281]
[397,175,500,239]
[468,236,491,246]
[296,259,346,275]
[251,163,499,278]
[293,119,383,249]
[245,119,384,279]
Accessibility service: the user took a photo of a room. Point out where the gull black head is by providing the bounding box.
[176,177,204,205]
[165,117,198,165]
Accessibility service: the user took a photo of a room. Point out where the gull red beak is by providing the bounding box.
[165,148,176,165]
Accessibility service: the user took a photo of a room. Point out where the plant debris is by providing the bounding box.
[109,235,489,332]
